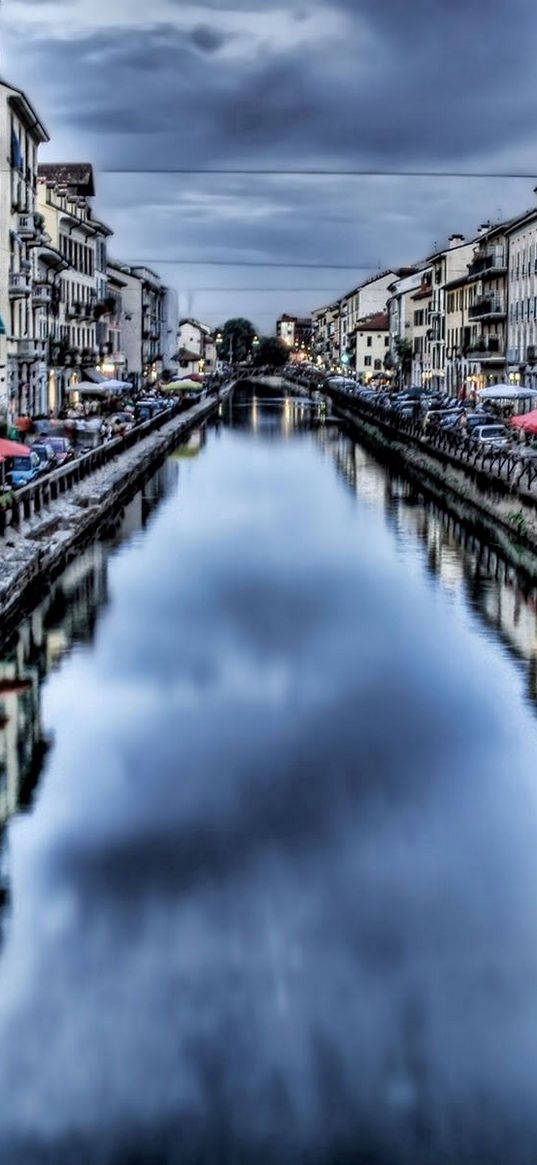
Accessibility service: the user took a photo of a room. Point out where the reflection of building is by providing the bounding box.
[0,543,109,832]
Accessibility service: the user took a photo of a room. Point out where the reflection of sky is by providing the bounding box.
[1,407,537,1161]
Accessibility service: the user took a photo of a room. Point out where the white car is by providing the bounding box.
[473,424,510,449]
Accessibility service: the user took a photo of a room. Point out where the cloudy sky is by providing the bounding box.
[4,0,537,330]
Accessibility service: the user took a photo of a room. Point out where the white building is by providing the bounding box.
[387,268,431,385]
[352,313,390,380]
[110,264,166,388]
[0,79,49,423]
[177,318,215,377]
[38,164,114,412]
[506,208,537,388]
[426,235,476,393]
[161,287,178,378]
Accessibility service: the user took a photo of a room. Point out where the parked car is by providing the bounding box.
[7,451,41,488]
[473,424,510,449]
[31,441,57,474]
[46,436,75,466]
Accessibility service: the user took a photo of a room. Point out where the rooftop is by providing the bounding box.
[38,163,95,197]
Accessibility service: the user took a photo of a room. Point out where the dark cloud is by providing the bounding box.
[5,0,537,325]
[189,23,229,53]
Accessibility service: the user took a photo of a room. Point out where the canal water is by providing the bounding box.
[1,387,537,1163]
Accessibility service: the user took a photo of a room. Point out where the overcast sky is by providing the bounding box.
[4,0,537,331]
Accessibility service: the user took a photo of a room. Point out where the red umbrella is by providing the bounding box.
[0,438,31,458]
[511,410,537,435]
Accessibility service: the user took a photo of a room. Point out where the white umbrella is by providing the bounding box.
[477,384,537,400]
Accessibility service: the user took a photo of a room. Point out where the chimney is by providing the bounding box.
[476,221,491,237]
[448,234,465,249]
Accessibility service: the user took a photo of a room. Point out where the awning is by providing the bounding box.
[84,368,107,384]
[511,409,537,434]
[0,438,31,458]
[66,383,111,396]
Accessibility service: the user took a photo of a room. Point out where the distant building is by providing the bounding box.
[177,318,215,377]
[277,314,312,358]
[351,312,390,380]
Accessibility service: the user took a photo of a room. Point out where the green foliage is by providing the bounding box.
[507,510,529,537]
[218,318,257,363]
[253,336,290,368]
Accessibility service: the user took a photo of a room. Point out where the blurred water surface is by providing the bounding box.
[1,391,537,1163]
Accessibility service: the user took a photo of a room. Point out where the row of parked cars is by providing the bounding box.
[3,394,175,490]
[325,379,518,451]
[8,437,75,488]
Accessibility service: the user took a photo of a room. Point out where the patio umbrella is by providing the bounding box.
[0,438,31,457]
[511,409,537,434]
[478,384,537,401]
[161,379,201,392]
[0,438,31,490]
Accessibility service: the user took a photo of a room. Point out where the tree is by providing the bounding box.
[395,338,413,386]
[218,318,257,364]
[252,336,290,368]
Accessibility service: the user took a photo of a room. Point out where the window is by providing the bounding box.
[367,336,372,347]
[364,355,372,366]
[374,359,381,371]
[385,336,389,346]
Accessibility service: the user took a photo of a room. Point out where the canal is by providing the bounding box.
[1,386,537,1163]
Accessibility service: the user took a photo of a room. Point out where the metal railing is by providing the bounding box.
[325,387,537,496]
[0,393,218,540]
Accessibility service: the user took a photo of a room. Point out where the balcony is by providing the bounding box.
[9,272,31,297]
[467,250,507,277]
[32,283,53,307]
[17,211,38,240]
[468,297,506,320]
[466,336,504,360]
[15,339,39,361]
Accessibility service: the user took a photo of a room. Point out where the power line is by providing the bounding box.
[98,167,537,179]
[126,259,379,269]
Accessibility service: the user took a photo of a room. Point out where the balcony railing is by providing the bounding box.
[468,297,506,320]
[467,251,507,277]
[15,339,39,361]
[32,283,53,307]
[17,212,38,240]
[466,336,503,357]
[9,272,31,297]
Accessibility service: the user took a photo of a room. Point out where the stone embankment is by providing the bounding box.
[331,393,537,568]
[0,390,229,636]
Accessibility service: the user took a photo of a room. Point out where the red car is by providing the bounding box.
[47,436,75,466]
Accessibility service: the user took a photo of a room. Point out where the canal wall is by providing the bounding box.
[0,389,230,639]
[330,395,537,573]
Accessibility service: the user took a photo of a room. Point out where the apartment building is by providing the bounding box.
[311,302,341,368]
[506,209,537,388]
[427,235,476,392]
[0,80,49,423]
[130,267,165,385]
[177,318,216,377]
[38,164,114,411]
[387,268,430,385]
[276,314,312,356]
[352,313,390,380]
[410,270,433,385]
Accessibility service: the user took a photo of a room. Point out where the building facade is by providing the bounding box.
[0,80,49,424]
[38,164,114,412]
[506,210,537,388]
[352,313,389,380]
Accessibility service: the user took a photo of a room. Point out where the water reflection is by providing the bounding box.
[327,431,537,710]
[1,396,537,1162]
